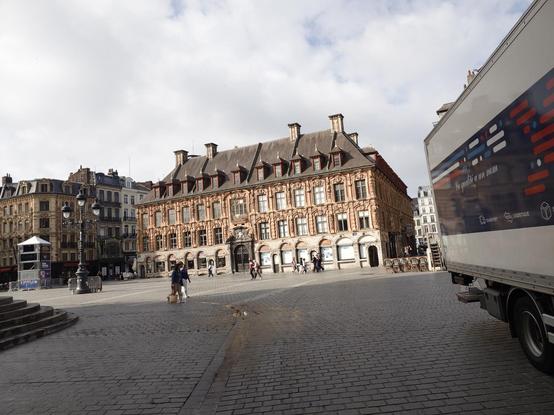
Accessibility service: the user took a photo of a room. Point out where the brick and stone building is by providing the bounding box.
[0,174,97,284]
[136,114,413,277]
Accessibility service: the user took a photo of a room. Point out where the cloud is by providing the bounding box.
[0,0,530,194]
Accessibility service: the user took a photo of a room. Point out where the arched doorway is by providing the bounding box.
[234,245,249,272]
[369,246,379,267]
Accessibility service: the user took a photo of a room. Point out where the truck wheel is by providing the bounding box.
[514,296,554,374]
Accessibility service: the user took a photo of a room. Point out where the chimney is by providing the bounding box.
[288,123,301,142]
[174,150,188,167]
[205,143,218,159]
[2,174,12,185]
[349,132,358,145]
[329,113,344,133]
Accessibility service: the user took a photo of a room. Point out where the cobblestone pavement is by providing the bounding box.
[2,270,554,414]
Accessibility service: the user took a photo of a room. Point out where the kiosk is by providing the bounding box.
[17,236,51,290]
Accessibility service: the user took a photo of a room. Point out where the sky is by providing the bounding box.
[0,0,532,196]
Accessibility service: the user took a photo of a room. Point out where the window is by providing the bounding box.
[124,195,128,204]
[114,192,120,203]
[168,209,176,225]
[107,191,112,202]
[197,204,206,221]
[182,207,191,223]
[294,189,305,208]
[316,215,328,233]
[142,213,149,229]
[430,215,436,223]
[313,186,325,205]
[334,183,345,202]
[114,208,120,219]
[107,208,112,219]
[338,243,355,261]
[274,164,282,177]
[293,160,301,174]
[198,253,207,269]
[124,209,128,220]
[257,168,264,181]
[358,211,371,229]
[337,213,348,231]
[355,180,368,200]
[416,219,421,227]
[39,201,49,211]
[313,158,321,171]
[198,229,207,246]
[423,216,428,224]
[115,227,120,238]
[423,225,429,234]
[231,199,246,217]
[278,220,289,238]
[131,196,135,204]
[183,231,192,247]
[39,218,49,229]
[296,217,308,236]
[214,227,223,244]
[258,195,268,213]
[431,224,437,233]
[155,235,163,250]
[40,183,48,192]
[259,222,270,240]
[169,233,177,249]
[155,211,162,227]
[212,202,221,219]
[275,192,286,210]
[233,172,241,184]
[332,153,341,167]
[124,224,129,235]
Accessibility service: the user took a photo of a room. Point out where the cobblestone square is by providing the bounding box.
[2,270,554,414]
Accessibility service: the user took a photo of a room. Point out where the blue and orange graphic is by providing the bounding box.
[431,67,554,235]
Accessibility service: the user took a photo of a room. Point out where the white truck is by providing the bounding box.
[424,0,554,373]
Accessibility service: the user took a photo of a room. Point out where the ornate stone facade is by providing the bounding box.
[136,114,413,277]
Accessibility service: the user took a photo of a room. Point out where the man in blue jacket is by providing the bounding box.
[170,264,182,303]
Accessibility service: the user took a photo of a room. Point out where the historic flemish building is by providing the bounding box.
[136,114,413,277]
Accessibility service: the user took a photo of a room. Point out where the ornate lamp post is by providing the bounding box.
[62,190,101,294]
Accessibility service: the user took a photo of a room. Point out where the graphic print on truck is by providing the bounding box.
[431,67,554,236]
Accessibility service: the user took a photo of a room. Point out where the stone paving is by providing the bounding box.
[1,270,554,414]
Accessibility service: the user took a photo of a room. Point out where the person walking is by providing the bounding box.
[179,263,191,301]
[170,264,182,303]
[255,260,262,280]
[208,262,214,278]
[249,259,257,280]
[292,257,297,273]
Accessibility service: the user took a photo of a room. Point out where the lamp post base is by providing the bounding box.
[74,268,91,294]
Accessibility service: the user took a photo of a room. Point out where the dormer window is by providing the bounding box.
[196,178,204,192]
[257,167,265,181]
[233,171,241,184]
[274,164,282,177]
[313,158,321,171]
[332,152,342,167]
[293,160,301,175]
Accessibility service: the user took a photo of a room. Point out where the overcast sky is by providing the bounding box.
[0,0,531,196]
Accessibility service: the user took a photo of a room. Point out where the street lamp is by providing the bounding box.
[61,190,101,294]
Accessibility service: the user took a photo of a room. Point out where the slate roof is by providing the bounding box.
[140,126,399,204]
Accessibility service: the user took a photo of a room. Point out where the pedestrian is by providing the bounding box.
[179,263,191,301]
[208,262,214,278]
[292,257,297,273]
[255,260,262,280]
[249,259,256,280]
[170,264,182,303]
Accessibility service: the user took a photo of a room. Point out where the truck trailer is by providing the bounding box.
[424,0,554,373]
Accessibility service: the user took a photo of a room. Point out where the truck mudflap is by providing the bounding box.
[543,313,554,344]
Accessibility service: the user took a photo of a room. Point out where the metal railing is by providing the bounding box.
[68,275,102,294]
